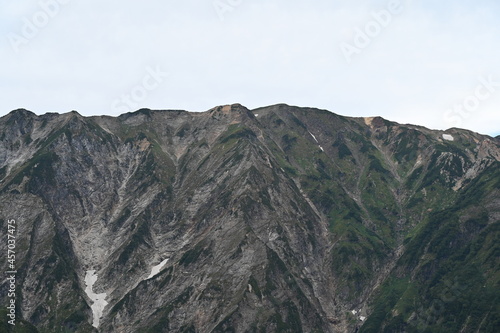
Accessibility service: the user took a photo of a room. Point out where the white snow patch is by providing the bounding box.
[309,131,319,143]
[442,134,454,141]
[351,310,358,315]
[319,146,324,152]
[360,316,366,321]
[269,232,279,242]
[255,114,259,117]
[84,270,108,328]
[147,258,169,280]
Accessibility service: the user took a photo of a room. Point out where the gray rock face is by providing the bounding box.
[1,104,499,332]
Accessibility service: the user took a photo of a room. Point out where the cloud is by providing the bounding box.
[1,0,498,136]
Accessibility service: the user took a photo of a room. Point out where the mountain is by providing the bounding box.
[0,104,499,333]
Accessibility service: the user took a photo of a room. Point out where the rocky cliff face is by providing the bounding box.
[1,104,499,332]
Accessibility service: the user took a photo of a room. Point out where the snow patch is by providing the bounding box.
[443,134,454,141]
[269,232,279,242]
[254,114,259,117]
[351,310,358,315]
[360,316,366,321]
[308,132,324,151]
[147,258,169,280]
[84,270,108,328]
[309,131,319,143]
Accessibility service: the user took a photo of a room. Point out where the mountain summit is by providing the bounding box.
[1,104,499,332]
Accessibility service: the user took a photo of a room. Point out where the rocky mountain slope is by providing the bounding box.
[0,104,499,332]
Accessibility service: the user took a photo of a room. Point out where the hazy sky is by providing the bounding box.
[1,0,499,136]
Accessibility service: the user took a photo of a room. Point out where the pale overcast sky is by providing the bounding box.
[1,0,499,136]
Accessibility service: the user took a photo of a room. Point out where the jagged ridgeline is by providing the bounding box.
[0,104,499,333]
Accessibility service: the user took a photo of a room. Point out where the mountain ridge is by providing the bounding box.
[4,104,499,140]
[1,104,499,332]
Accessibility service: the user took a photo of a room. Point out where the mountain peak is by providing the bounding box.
[7,108,37,119]
[209,103,249,113]
[364,116,388,129]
